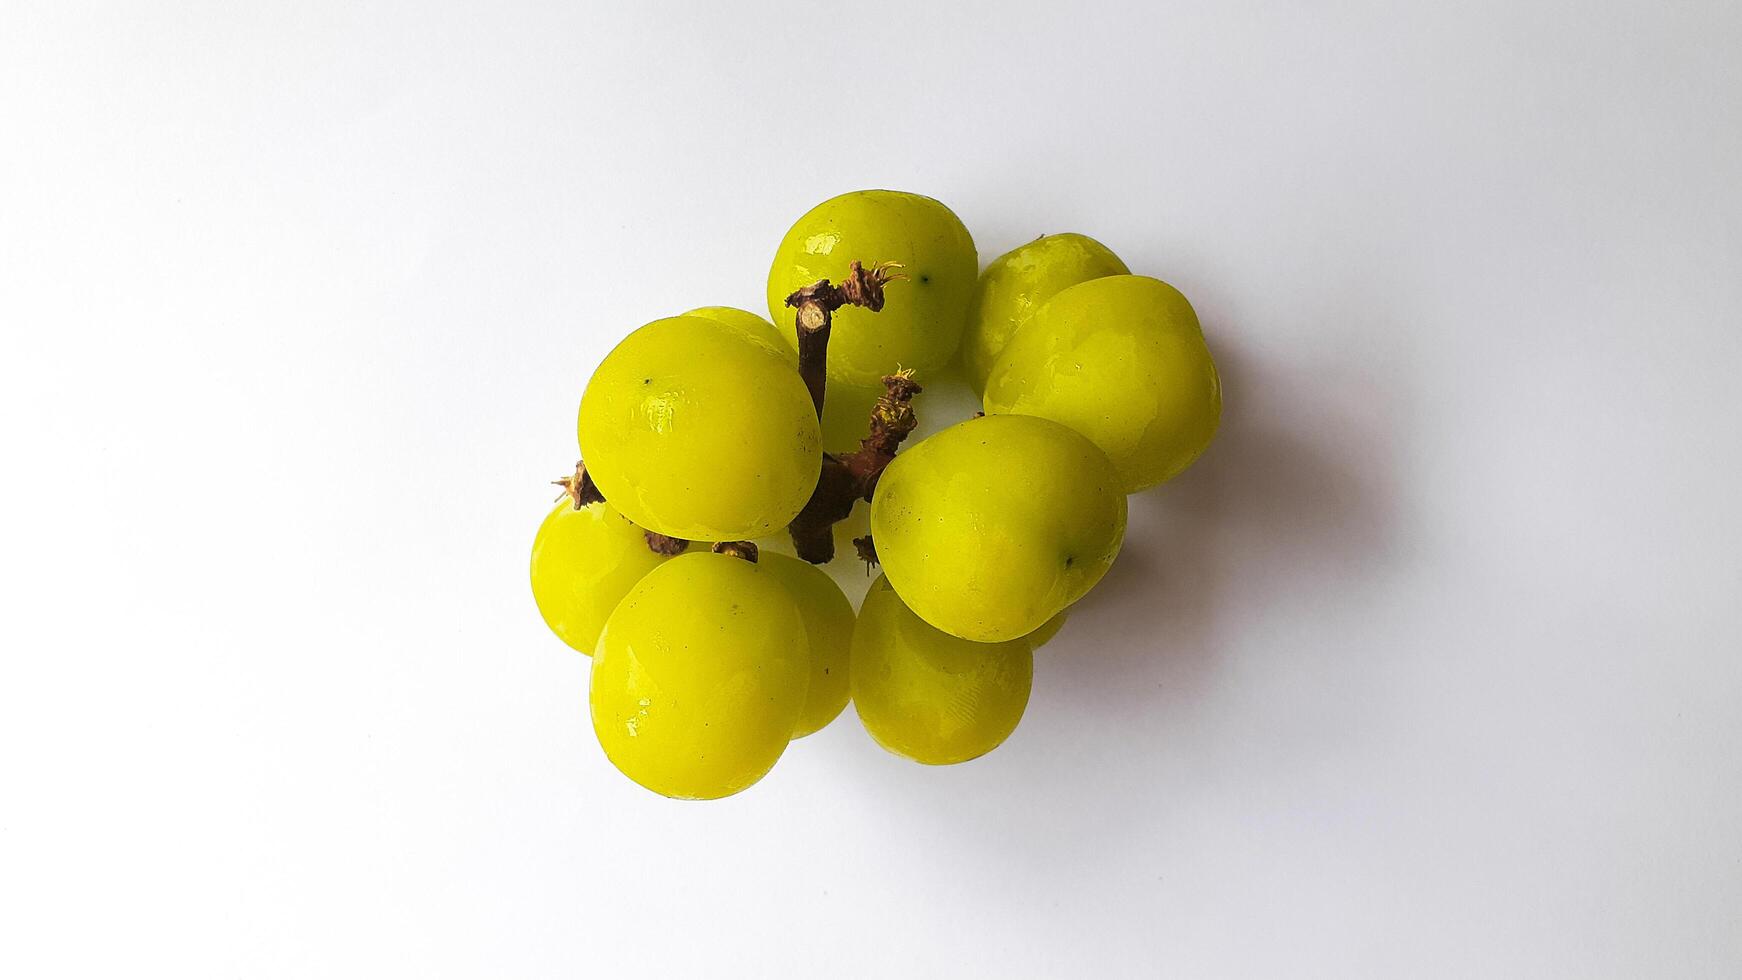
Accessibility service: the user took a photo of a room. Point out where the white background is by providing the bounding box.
[4,2,1739,977]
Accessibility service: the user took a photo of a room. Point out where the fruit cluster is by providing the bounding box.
[532,190,1221,799]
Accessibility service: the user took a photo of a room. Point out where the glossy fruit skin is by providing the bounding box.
[590,553,810,800]
[578,315,821,541]
[870,414,1127,642]
[529,501,669,656]
[983,275,1221,492]
[758,553,854,738]
[962,233,1128,394]
[851,576,1034,765]
[683,306,795,364]
[766,190,977,387]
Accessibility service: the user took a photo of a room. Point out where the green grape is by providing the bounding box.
[683,306,795,364]
[590,553,810,800]
[962,233,1128,394]
[758,553,854,738]
[870,413,1126,642]
[529,500,669,656]
[851,575,1034,765]
[578,315,821,541]
[766,189,977,387]
[983,275,1221,492]
[1027,609,1068,648]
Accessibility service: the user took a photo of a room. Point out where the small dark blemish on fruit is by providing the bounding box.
[919,273,931,284]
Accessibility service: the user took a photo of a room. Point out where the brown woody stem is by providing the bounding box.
[780,260,911,564]
[787,370,923,563]
[795,322,832,421]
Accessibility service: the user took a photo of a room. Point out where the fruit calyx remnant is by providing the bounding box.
[553,461,605,509]
[785,259,907,417]
[710,540,760,563]
[852,534,879,568]
[644,532,691,556]
[788,369,923,564]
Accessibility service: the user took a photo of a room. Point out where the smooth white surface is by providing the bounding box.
[4,2,1740,977]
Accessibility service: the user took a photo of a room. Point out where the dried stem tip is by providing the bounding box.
[552,461,605,509]
[710,540,760,563]
[644,531,690,556]
[784,260,907,328]
[785,260,908,420]
[852,534,879,568]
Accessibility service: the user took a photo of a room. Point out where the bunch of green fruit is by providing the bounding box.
[531,189,1222,799]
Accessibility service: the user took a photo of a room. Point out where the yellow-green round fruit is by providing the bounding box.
[758,553,854,738]
[984,275,1221,492]
[767,190,976,387]
[529,501,669,656]
[590,553,810,800]
[578,315,821,540]
[683,306,795,364]
[962,233,1128,394]
[870,414,1126,642]
[851,576,1034,765]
